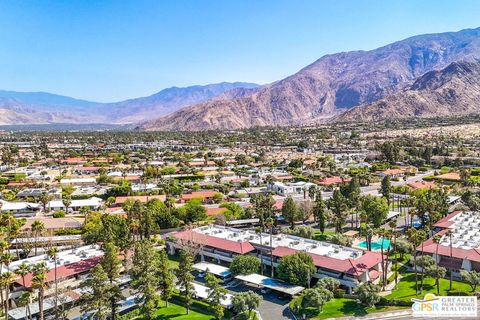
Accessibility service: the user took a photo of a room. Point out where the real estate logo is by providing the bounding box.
[411,293,477,317]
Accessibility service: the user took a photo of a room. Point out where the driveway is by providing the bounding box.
[228,282,295,320]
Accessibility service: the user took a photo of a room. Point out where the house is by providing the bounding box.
[407,181,437,190]
[317,176,351,188]
[0,200,41,217]
[378,168,404,178]
[59,178,96,185]
[21,217,83,234]
[47,197,103,212]
[181,190,219,203]
[267,181,317,197]
[114,195,166,206]
[168,225,384,292]
[416,211,480,277]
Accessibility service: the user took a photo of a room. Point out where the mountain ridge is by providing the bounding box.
[335,60,480,122]
[142,27,480,131]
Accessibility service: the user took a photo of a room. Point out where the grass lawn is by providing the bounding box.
[386,272,473,301]
[121,293,219,320]
[168,254,180,268]
[303,298,403,319]
[313,230,336,241]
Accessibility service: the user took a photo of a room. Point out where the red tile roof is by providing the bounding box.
[181,191,218,201]
[417,228,480,263]
[16,256,102,288]
[115,195,166,204]
[271,246,382,276]
[172,229,255,254]
[317,176,351,186]
[408,181,437,190]
[381,169,404,176]
[205,207,227,216]
[433,211,462,229]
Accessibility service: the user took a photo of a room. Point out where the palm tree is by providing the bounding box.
[47,248,59,319]
[62,195,72,214]
[38,192,52,214]
[31,221,45,256]
[15,264,32,320]
[376,228,387,291]
[31,263,48,320]
[265,217,274,277]
[389,220,399,285]
[255,226,264,276]
[1,272,15,319]
[79,206,90,225]
[446,230,453,291]
[432,234,442,294]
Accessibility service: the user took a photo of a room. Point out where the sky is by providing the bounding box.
[0,0,479,102]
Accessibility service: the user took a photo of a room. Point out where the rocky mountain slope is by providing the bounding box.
[0,82,259,125]
[336,61,480,122]
[143,27,480,131]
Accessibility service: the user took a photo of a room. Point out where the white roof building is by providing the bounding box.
[47,197,103,212]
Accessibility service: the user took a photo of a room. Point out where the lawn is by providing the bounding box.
[313,230,336,241]
[386,272,472,302]
[121,293,217,320]
[302,298,402,319]
[168,254,180,268]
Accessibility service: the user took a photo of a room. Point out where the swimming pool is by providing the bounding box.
[358,237,391,250]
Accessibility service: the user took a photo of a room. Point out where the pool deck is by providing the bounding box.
[353,237,392,252]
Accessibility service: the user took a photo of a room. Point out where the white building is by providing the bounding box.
[47,197,103,212]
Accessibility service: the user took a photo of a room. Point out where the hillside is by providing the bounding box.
[0,82,259,125]
[142,27,480,131]
[336,61,480,122]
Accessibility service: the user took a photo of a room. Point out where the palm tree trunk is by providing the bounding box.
[54,261,58,319]
[4,285,9,320]
[413,252,419,295]
[39,290,44,320]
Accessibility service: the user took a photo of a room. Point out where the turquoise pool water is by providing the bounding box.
[358,237,391,250]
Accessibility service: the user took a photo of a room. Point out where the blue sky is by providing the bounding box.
[0,0,479,102]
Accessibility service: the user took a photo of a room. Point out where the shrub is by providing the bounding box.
[334,288,345,298]
[52,211,66,218]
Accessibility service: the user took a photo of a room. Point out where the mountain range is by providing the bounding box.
[142,27,480,131]
[2,27,480,129]
[0,82,259,125]
[337,61,480,122]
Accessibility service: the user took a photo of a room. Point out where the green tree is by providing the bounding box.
[356,282,381,307]
[380,175,392,205]
[301,287,333,312]
[15,264,32,320]
[205,272,228,319]
[101,242,123,320]
[175,250,195,314]
[81,264,112,320]
[277,252,316,287]
[230,255,261,275]
[313,190,328,234]
[157,249,174,307]
[282,196,300,229]
[130,240,160,319]
[47,248,59,319]
[31,220,44,256]
[460,270,480,292]
[328,189,348,232]
[31,263,48,320]
[315,277,340,293]
[232,291,262,318]
[361,195,389,227]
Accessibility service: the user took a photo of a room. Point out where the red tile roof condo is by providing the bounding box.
[418,211,480,271]
[169,225,383,284]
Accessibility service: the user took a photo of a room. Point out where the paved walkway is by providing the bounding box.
[327,309,412,320]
